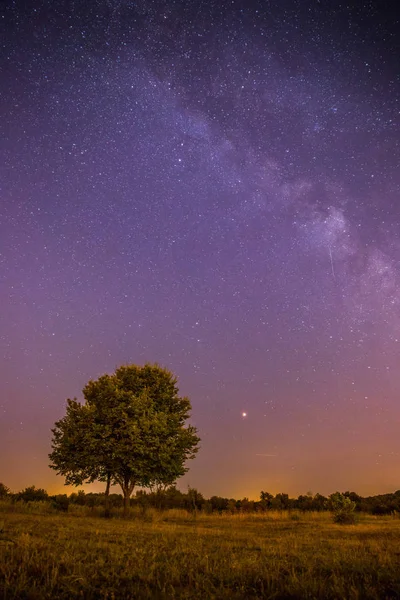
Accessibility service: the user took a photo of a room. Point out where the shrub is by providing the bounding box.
[329,492,356,525]
[372,504,392,516]
[15,486,49,503]
[51,495,70,512]
[333,510,356,524]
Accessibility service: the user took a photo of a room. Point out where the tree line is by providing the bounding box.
[1,483,400,517]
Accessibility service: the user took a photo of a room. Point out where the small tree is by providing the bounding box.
[49,363,200,516]
[260,491,273,510]
[273,493,290,510]
[329,492,356,524]
[186,487,205,513]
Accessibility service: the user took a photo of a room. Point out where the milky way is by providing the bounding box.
[1,1,399,498]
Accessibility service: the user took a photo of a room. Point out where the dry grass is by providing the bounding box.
[1,503,400,598]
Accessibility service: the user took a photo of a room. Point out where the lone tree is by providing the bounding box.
[49,364,200,515]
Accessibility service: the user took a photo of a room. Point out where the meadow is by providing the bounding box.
[1,502,400,599]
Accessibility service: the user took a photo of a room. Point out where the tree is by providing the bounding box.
[273,493,290,510]
[185,487,205,513]
[312,493,327,511]
[343,491,362,511]
[15,486,48,503]
[260,491,273,510]
[209,495,229,512]
[49,363,200,515]
[49,396,115,516]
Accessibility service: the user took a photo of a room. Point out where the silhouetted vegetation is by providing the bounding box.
[0,483,10,499]
[2,482,400,518]
[13,486,49,503]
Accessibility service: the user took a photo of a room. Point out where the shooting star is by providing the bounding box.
[329,246,335,279]
[255,453,278,457]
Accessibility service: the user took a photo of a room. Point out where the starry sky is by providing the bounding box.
[1,0,399,500]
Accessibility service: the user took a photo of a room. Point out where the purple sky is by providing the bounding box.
[1,0,399,499]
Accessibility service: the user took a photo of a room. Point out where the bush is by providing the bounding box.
[15,486,49,503]
[333,511,356,524]
[51,495,70,512]
[372,504,392,516]
[329,492,356,525]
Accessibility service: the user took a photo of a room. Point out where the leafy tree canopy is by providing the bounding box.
[49,364,200,513]
[15,486,49,503]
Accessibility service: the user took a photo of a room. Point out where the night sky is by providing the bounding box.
[1,0,399,500]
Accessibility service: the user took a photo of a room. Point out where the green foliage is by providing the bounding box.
[48,399,99,487]
[329,492,356,524]
[49,363,200,511]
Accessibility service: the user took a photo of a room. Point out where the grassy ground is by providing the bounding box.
[1,504,400,599]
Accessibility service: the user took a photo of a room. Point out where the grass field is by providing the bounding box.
[1,504,400,599]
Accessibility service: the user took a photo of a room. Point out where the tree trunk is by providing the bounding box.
[116,476,135,517]
[104,473,111,518]
[123,489,130,517]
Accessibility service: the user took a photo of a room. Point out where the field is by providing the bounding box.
[1,504,400,599]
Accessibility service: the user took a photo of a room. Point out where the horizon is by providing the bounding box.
[4,477,400,504]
